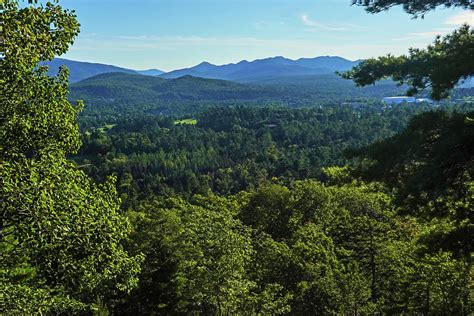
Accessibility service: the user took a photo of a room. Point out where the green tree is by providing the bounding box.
[120,195,256,314]
[240,179,420,314]
[342,26,474,100]
[289,223,345,315]
[0,0,142,313]
[413,252,471,314]
[344,2,473,100]
[348,111,473,256]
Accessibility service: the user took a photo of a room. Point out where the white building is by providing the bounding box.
[382,96,416,104]
[382,96,433,105]
[415,98,433,103]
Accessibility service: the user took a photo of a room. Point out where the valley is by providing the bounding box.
[3,0,474,314]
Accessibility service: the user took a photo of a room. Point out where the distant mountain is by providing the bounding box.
[137,69,165,76]
[44,58,137,83]
[70,72,407,117]
[160,56,360,82]
[43,58,165,83]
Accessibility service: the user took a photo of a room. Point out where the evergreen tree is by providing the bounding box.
[344,1,473,100]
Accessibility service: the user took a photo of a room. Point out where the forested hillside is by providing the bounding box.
[71,71,411,118]
[82,104,471,314]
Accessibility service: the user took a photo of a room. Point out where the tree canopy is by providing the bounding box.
[353,0,473,16]
[347,110,474,256]
[342,25,474,100]
[345,0,474,100]
[2,0,473,314]
[1,0,142,313]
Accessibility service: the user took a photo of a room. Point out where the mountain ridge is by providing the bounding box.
[44,58,165,83]
[44,56,360,84]
[160,56,360,82]
[69,72,282,105]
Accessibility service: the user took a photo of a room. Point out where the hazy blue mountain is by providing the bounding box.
[44,58,165,82]
[296,56,360,70]
[137,69,165,76]
[44,58,138,83]
[45,56,357,83]
[160,56,360,82]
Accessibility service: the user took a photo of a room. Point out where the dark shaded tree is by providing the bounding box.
[348,110,474,256]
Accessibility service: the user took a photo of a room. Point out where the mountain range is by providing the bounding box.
[44,58,165,83]
[160,56,359,82]
[46,56,358,83]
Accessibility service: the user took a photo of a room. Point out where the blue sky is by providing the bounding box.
[59,0,473,71]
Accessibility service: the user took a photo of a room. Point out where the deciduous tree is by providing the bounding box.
[0,0,142,313]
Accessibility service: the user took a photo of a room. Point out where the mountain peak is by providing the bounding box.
[197,61,214,67]
[137,68,165,76]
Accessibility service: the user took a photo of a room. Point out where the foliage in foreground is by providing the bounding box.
[114,177,471,314]
[342,25,474,100]
[0,0,142,313]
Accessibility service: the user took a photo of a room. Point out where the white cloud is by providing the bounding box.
[445,11,474,26]
[300,14,348,31]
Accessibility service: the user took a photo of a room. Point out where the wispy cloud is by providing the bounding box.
[392,28,453,41]
[300,14,350,31]
[444,11,474,26]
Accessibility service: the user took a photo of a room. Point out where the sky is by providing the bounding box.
[59,0,473,71]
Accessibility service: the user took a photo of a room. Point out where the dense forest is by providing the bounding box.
[75,103,468,207]
[75,104,473,314]
[2,0,473,315]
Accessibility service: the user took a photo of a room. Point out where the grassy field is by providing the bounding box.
[97,124,117,132]
[174,118,198,125]
[84,124,117,136]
